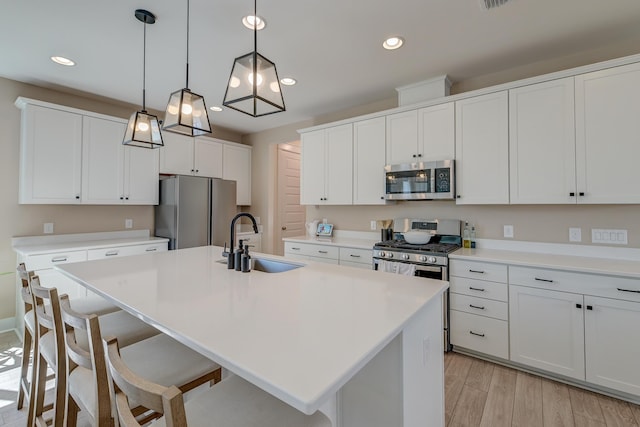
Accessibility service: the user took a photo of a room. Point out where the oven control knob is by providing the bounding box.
[402,254,410,260]
[378,251,386,258]
[419,255,427,262]
[387,253,394,258]
[427,256,437,264]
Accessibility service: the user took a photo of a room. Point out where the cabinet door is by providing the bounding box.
[194,137,223,178]
[20,105,83,203]
[455,92,509,204]
[386,110,418,164]
[418,102,455,161]
[575,62,640,203]
[159,132,194,175]
[325,124,353,204]
[509,285,585,380]
[300,129,327,204]
[510,78,576,204]
[82,116,126,204]
[585,296,640,396]
[124,144,159,204]
[353,118,386,205]
[222,143,252,205]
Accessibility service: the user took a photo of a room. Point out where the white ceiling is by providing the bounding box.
[3,0,640,135]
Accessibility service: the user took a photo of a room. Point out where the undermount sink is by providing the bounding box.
[217,257,303,273]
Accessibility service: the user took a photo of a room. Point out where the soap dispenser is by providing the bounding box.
[234,239,244,271]
[241,245,252,273]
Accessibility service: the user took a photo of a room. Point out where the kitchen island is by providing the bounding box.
[57,245,447,427]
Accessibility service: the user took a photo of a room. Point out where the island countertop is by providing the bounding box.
[56,245,447,417]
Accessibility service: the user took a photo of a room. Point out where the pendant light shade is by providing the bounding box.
[223,0,285,117]
[163,0,212,136]
[123,9,163,148]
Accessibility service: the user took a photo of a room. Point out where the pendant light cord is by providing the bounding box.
[185,0,190,88]
[142,19,147,111]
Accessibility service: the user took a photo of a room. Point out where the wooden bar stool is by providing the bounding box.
[60,295,221,426]
[104,337,331,427]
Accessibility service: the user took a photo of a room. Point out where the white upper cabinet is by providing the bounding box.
[19,104,83,204]
[575,62,640,204]
[300,124,353,205]
[194,137,223,179]
[353,117,387,205]
[509,78,576,204]
[455,91,509,204]
[123,142,159,204]
[222,143,252,205]
[159,133,223,179]
[417,102,455,161]
[386,110,418,164]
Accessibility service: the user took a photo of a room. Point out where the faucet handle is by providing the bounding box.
[222,242,229,257]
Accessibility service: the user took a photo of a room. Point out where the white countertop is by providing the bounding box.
[451,247,640,279]
[283,233,378,250]
[12,230,168,256]
[57,246,447,415]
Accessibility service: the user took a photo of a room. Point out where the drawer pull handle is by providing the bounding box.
[469,331,485,337]
[617,288,640,294]
[145,248,157,252]
[469,304,485,310]
[51,257,68,263]
[291,247,301,250]
[469,269,485,274]
[534,277,554,283]
[586,305,593,311]
[576,303,582,309]
[469,286,485,292]
[349,254,361,258]
[318,250,328,254]
[105,251,119,257]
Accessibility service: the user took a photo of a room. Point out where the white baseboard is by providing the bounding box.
[0,317,16,335]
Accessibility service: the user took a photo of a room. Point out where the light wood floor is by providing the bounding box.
[446,352,640,427]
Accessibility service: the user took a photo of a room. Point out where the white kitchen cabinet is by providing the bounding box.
[18,103,83,204]
[417,102,455,161]
[159,133,223,179]
[283,241,340,264]
[386,110,418,164]
[509,78,576,204]
[455,91,509,204]
[575,61,640,204]
[584,296,640,396]
[509,285,585,380]
[338,247,373,269]
[222,142,252,205]
[300,124,353,205]
[353,117,387,205]
[82,116,159,205]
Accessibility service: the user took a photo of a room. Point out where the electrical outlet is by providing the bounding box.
[503,225,514,238]
[44,223,54,234]
[569,227,581,242]
[322,218,327,224]
[370,220,377,231]
[125,219,133,229]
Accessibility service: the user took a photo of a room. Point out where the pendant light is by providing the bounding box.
[163,0,212,136]
[223,0,285,117]
[123,9,164,148]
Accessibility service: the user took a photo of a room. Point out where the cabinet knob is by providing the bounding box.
[417,154,422,157]
[120,196,124,200]
[196,169,199,173]
[569,192,575,197]
[412,154,417,158]
[281,226,287,230]
[125,196,129,200]
[586,305,593,310]
[456,195,461,199]
[579,192,585,196]
[576,303,582,309]
[380,196,384,199]
[75,195,80,200]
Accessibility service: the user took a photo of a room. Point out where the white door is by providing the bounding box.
[455,91,509,204]
[509,78,576,204]
[159,132,194,175]
[194,137,223,178]
[418,102,455,161]
[386,110,418,164]
[222,143,252,205]
[124,144,159,204]
[509,285,585,380]
[585,296,640,395]
[353,117,386,205]
[575,62,640,203]
[20,105,83,203]
[277,144,305,255]
[300,129,327,205]
[325,124,353,205]
[82,116,126,204]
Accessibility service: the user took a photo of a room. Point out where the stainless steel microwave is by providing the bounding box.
[384,160,455,200]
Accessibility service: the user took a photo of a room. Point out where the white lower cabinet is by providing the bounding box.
[284,242,372,268]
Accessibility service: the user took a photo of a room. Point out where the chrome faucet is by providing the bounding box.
[225,213,259,269]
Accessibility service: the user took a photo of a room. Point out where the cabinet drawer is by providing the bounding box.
[340,260,373,270]
[450,260,508,283]
[339,247,372,265]
[509,266,640,302]
[450,276,508,302]
[451,310,509,359]
[25,250,87,271]
[450,293,508,320]
[284,242,339,260]
[88,246,139,260]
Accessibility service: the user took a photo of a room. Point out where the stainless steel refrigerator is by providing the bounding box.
[155,175,237,250]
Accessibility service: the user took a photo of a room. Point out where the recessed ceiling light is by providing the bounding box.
[51,56,76,66]
[383,37,404,50]
[242,15,266,30]
[280,77,297,86]
[209,106,223,112]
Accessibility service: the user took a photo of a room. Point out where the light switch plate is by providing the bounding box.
[592,229,628,245]
[125,219,133,229]
[44,223,54,234]
[370,220,377,231]
[569,227,582,242]
[503,225,514,238]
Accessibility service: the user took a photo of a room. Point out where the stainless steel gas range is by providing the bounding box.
[373,218,462,351]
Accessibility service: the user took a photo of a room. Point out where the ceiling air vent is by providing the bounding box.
[478,0,512,10]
